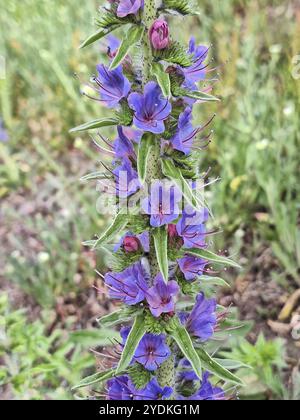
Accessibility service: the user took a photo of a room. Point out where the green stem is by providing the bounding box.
[142,0,176,394]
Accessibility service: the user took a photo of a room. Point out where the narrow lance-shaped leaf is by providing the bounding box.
[72,368,116,391]
[199,275,230,288]
[69,118,119,133]
[169,318,202,379]
[161,158,208,211]
[92,212,129,249]
[153,226,169,283]
[79,28,117,49]
[181,88,220,102]
[110,25,145,70]
[196,347,243,385]
[116,314,147,374]
[183,248,241,269]
[151,62,171,98]
[137,133,156,184]
[97,308,138,328]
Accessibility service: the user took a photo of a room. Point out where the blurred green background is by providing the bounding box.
[0,0,299,400]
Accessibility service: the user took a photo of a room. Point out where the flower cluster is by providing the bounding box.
[74,0,241,402]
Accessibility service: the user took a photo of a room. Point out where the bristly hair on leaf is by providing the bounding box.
[161,0,200,16]
[96,4,136,30]
[153,41,193,68]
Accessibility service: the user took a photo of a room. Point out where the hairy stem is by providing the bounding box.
[142,0,176,393]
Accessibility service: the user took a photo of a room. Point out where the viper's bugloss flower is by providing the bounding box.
[190,372,224,400]
[104,262,148,305]
[135,378,173,400]
[134,333,171,371]
[107,376,135,400]
[106,35,120,59]
[142,180,182,227]
[170,107,203,155]
[177,255,207,281]
[180,293,217,341]
[96,64,131,108]
[149,20,170,50]
[176,206,209,249]
[114,231,150,253]
[117,0,144,18]
[183,37,209,85]
[113,156,141,197]
[114,126,136,160]
[121,328,171,371]
[128,82,171,134]
[146,273,179,317]
[0,119,8,143]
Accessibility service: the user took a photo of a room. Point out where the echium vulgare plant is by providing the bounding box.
[71,0,243,401]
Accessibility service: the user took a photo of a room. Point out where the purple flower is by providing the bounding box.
[134,333,171,371]
[170,107,203,155]
[114,231,150,253]
[146,273,179,317]
[107,376,134,400]
[117,0,144,18]
[113,156,141,197]
[96,64,131,108]
[149,20,170,50]
[106,35,120,59]
[178,359,199,382]
[191,372,224,400]
[142,180,182,227]
[128,82,171,134]
[114,126,136,160]
[104,262,148,305]
[135,378,173,400]
[122,126,143,144]
[176,206,209,249]
[177,255,207,281]
[182,293,217,341]
[183,37,209,85]
[0,119,8,143]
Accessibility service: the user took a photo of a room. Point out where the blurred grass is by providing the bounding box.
[0,0,299,399]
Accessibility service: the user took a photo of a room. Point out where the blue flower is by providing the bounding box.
[121,328,171,371]
[170,107,202,155]
[135,378,173,400]
[104,262,148,305]
[142,180,182,227]
[0,119,8,143]
[146,273,179,317]
[106,35,120,59]
[117,0,144,18]
[192,372,224,400]
[178,255,207,281]
[181,293,217,341]
[96,64,131,108]
[107,376,134,400]
[176,206,209,249]
[128,82,171,134]
[113,156,141,197]
[183,37,209,85]
[114,126,136,160]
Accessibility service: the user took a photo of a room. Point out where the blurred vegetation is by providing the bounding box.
[0,0,299,399]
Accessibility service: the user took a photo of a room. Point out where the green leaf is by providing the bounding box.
[163,0,200,16]
[199,275,230,288]
[153,226,169,283]
[137,133,156,184]
[184,248,241,269]
[213,358,251,370]
[97,309,132,327]
[116,314,147,374]
[92,212,129,249]
[72,368,116,391]
[151,63,171,98]
[161,158,206,210]
[80,171,108,182]
[79,28,114,49]
[110,25,145,70]
[196,347,243,385]
[69,118,118,133]
[170,318,202,379]
[154,41,193,68]
[180,88,220,102]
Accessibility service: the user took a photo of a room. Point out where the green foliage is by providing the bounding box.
[151,63,171,98]
[153,41,193,68]
[221,334,287,399]
[153,226,169,283]
[0,294,94,400]
[128,364,151,389]
[110,25,145,70]
[70,118,119,133]
[162,0,200,16]
[137,133,156,184]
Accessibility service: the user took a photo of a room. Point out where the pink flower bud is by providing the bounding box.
[123,236,141,253]
[149,20,170,50]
